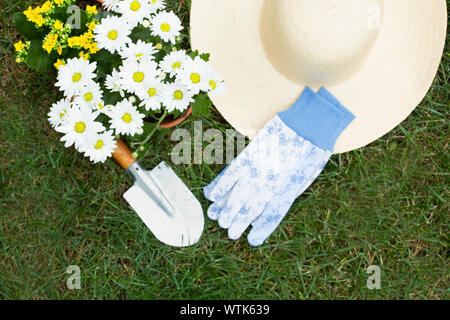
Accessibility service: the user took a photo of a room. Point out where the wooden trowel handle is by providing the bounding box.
[113,139,137,170]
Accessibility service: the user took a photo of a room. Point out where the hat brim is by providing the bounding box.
[190,0,447,153]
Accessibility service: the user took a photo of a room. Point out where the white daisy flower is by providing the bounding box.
[159,50,188,77]
[109,100,145,136]
[136,78,164,111]
[48,97,72,128]
[150,11,183,44]
[55,106,105,150]
[204,68,227,96]
[102,0,121,11]
[81,130,117,164]
[119,58,159,95]
[118,0,153,27]
[105,69,126,97]
[177,56,211,94]
[92,101,113,116]
[120,40,157,62]
[55,57,97,97]
[149,0,166,12]
[161,81,194,112]
[94,16,132,54]
[73,82,104,109]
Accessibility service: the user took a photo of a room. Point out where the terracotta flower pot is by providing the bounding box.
[91,0,192,129]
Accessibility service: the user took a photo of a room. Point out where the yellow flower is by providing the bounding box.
[42,33,58,53]
[79,51,89,61]
[79,38,88,49]
[76,32,90,49]
[53,20,64,31]
[23,6,45,27]
[68,36,79,48]
[23,6,34,18]
[89,42,100,54]
[40,1,53,13]
[54,0,64,5]
[14,40,26,52]
[85,31,94,40]
[36,17,45,27]
[86,5,98,15]
[88,21,97,31]
[57,46,63,55]
[54,59,66,70]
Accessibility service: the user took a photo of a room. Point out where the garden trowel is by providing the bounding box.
[112,139,204,247]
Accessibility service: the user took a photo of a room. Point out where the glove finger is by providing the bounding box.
[203,153,252,202]
[207,188,232,221]
[203,164,231,201]
[217,180,252,229]
[227,193,272,240]
[247,197,295,247]
[248,152,331,246]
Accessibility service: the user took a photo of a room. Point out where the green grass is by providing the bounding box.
[0,0,448,300]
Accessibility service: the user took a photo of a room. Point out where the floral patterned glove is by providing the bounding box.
[204,87,355,246]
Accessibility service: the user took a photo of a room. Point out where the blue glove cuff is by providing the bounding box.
[278,87,355,152]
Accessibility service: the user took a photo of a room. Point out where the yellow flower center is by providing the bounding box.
[74,122,86,133]
[160,23,171,32]
[94,140,104,150]
[84,92,93,102]
[148,88,157,97]
[133,72,145,83]
[122,113,132,123]
[72,73,82,82]
[130,1,141,11]
[172,62,181,69]
[174,90,183,100]
[190,73,201,84]
[107,30,118,40]
[136,53,144,58]
[209,80,217,90]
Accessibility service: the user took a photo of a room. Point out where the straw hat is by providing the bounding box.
[190,0,447,153]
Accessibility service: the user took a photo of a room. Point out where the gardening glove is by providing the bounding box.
[204,87,355,246]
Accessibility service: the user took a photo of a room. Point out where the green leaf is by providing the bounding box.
[26,39,53,72]
[93,49,121,65]
[64,47,80,60]
[13,13,42,39]
[92,50,121,78]
[103,91,121,105]
[79,10,89,34]
[142,122,157,134]
[191,94,212,117]
[130,26,155,42]
[188,50,199,59]
[95,10,114,21]
[199,53,210,62]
